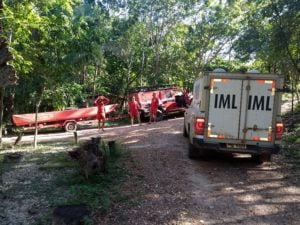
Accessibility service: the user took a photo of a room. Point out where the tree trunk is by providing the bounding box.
[140,51,145,87]
[0,45,13,65]
[7,86,15,121]
[33,91,43,149]
[291,79,294,121]
[0,87,5,147]
[92,63,99,99]
[154,43,160,83]
[83,65,89,107]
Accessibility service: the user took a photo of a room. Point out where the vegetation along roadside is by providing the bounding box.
[0,140,129,225]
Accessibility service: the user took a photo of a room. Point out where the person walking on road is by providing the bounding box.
[94,96,109,131]
[128,96,141,126]
[149,92,159,124]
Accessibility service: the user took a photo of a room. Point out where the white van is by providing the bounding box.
[184,71,284,163]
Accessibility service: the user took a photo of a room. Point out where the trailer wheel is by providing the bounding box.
[64,122,77,132]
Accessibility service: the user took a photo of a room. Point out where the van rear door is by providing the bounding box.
[207,78,242,140]
[239,80,275,142]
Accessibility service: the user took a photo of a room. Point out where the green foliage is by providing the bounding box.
[283,124,300,161]
[234,0,300,83]
[1,0,299,118]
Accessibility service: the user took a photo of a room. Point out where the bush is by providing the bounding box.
[283,124,300,160]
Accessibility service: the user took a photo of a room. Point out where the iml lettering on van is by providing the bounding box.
[214,94,272,111]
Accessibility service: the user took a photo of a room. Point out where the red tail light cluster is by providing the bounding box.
[275,122,284,140]
[195,117,205,135]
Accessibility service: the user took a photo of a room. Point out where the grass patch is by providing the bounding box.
[105,118,130,127]
[1,140,129,225]
[37,141,127,224]
[0,143,14,151]
[0,154,12,176]
[38,152,78,170]
[56,141,127,214]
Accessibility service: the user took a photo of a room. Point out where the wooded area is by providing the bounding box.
[0,0,299,133]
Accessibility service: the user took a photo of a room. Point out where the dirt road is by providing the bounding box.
[1,117,300,225]
[97,118,300,225]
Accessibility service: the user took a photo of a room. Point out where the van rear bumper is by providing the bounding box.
[193,138,280,155]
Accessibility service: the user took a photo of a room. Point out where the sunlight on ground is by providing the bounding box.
[252,204,284,216]
[123,139,139,144]
[237,193,262,202]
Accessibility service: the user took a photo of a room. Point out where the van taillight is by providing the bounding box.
[195,117,205,135]
[275,122,284,140]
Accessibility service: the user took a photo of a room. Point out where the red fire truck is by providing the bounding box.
[128,84,191,121]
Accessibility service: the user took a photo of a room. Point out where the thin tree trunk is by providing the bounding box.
[7,86,15,121]
[0,2,7,147]
[0,87,5,147]
[154,42,160,83]
[33,91,43,149]
[291,79,294,121]
[92,63,99,99]
[140,51,145,87]
[83,65,89,107]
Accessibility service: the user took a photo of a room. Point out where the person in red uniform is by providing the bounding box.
[149,92,160,124]
[128,96,141,126]
[94,96,110,131]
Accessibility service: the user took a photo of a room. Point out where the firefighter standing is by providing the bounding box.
[149,93,159,124]
[94,96,110,131]
[128,96,141,126]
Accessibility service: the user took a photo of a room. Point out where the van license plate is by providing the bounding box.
[226,144,246,149]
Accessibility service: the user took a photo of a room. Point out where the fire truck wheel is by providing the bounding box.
[140,111,148,122]
[156,110,163,121]
[64,122,77,132]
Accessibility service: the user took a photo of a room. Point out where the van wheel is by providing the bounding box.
[183,124,188,138]
[64,122,77,132]
[188,142,198,159]
[252,154,271,164]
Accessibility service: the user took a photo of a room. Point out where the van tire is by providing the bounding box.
[188,142,198,159]
[183,124,188,138]
[64,122,77,132]
[252,154,271,164]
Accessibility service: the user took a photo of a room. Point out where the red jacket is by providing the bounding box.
[150,97,159,110]
[94,96,110,114]
[128,101,140,114]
